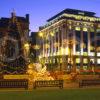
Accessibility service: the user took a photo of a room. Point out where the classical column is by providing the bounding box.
[51,31,54,71]
[88,29,91,68]
[94,25,97,68]
[60,25,63,71]
[62,23,67,71]
[72,27,76,73]
[66,22,69,71]
[88,29,90,56]
[80,27,83,71]
[57,27,61,70]
[43,38,45,57]
[54,29,57,56]
[73,30,76,55]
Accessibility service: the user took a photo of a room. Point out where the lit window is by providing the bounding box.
[97,53,100,57]
[83,27,87,31]
[89,52,95,56]
[97,59,100,64]
[75,27,80,31]
[83,59,88,63]
[76,58,80,63]
[83,66,87,70]
[83,52,88,56]
[76,52,80,55]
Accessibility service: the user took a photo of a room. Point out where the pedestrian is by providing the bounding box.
[90,60,95,73]
[68,61,72,73]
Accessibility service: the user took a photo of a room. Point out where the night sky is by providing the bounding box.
[0,0,100,32]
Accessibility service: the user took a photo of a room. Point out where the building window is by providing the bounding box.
[75,31,81,52]
[90,32,95,52]
[83,32,88,52]
[83,58,88,64]
[76,58,80,63]
[83,27,87,32]
[97,59,100,64]
[75,27,80,31]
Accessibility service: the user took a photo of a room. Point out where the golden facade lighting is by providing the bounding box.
[38,32,44,37]
[39,9,100,72]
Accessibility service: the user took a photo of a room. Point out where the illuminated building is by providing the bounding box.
[0,12,30,74]
[39,9,100,72]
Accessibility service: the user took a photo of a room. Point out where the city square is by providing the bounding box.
[0,0,100,100]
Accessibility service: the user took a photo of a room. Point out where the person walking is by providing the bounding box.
[90,60,95,74]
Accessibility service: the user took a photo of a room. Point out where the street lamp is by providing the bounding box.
[38,32,44,38]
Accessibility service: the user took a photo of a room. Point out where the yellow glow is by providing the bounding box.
[81,48,83,55]
[33,45,40,50]
[76,52,80,55]
[83,52,88,56]
[83,27,87,31]
[90,46,94,50]
[89,52,95,56]
[28,64,34,69]
[24,43,30,49]
[83,59,88,63]
[65,47,68,55]
[54,42,59,47]
[60,58,62,63]
[75,27,80,31]
[50,32,54,36]
[39,55,42,59]
[53,52,56,56]
[59,47,66,55]
[97,59,100,64]
[68,21,72,24]
[4,75,29,79]
[39,32,43,37]
[44,44,50,49]
[97,53,100,57]
[57,51,60,55]
[81,43,86,48]
[62,13,100,22]
[76,58,80,63]
[58,47,69,55]
[69,26,72,29]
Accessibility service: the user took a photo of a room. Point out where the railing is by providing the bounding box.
[34,80,63,89]
[0,79,28,89]
[79,79,100,88]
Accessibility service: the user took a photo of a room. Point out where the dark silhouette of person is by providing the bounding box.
[68,60,72,73]
[90,60,94,73]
